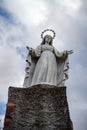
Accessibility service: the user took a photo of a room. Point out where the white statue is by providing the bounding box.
[23,29,73,87]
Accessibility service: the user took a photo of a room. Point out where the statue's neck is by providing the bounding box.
[45,42,49,45]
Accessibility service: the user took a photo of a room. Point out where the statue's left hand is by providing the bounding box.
[67,50,74,55]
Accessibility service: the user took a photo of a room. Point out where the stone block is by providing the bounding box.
[3,84,73,130]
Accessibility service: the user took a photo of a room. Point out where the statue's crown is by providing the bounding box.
[41,29,56,39]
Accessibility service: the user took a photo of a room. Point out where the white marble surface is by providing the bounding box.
[23,35,70,87]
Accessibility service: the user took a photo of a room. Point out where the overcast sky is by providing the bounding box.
[0,0,87,129]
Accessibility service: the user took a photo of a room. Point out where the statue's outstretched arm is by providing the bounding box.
[54,47,73,61]
[26,45,42,57]
[26,46,35,56]
[66,50,74,55]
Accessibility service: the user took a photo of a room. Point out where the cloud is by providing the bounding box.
[0,45,24,101]
[67,63,87,130]
[0,115,4,129]
[0,15,28,102]
[0,103,6,115]
[1,0,48,27]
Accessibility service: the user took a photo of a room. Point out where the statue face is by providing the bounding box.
[44,35,52,44]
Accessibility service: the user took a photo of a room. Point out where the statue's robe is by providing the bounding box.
[23,45,69,87]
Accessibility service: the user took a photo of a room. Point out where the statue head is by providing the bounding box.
[41,35,53,45]
[41,29,56,45]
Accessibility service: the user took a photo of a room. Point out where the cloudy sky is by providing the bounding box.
[0,0,87,129]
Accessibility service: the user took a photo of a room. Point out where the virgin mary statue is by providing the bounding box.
[23,29,73,87]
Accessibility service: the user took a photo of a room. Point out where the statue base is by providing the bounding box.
[3,84,73,130]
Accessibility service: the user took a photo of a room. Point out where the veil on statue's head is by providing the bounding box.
[41,29,56,45]
[41,35,53,45]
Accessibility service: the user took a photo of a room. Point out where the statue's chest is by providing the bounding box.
[41,45,53,52]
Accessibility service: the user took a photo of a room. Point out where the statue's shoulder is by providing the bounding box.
[53,46,58,53]
[36,45,42,50]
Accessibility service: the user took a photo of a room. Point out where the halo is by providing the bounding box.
[41,29,56,39]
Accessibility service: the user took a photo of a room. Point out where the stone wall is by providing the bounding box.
[3,84,73,130]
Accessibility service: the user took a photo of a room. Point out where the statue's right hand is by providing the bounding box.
[26,46,34,54]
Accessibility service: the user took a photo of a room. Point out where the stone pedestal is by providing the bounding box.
[3,84,73,130]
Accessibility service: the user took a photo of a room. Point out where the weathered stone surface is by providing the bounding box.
[3,84,73,130]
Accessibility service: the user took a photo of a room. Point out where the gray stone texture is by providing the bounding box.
[3,84,73,130]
